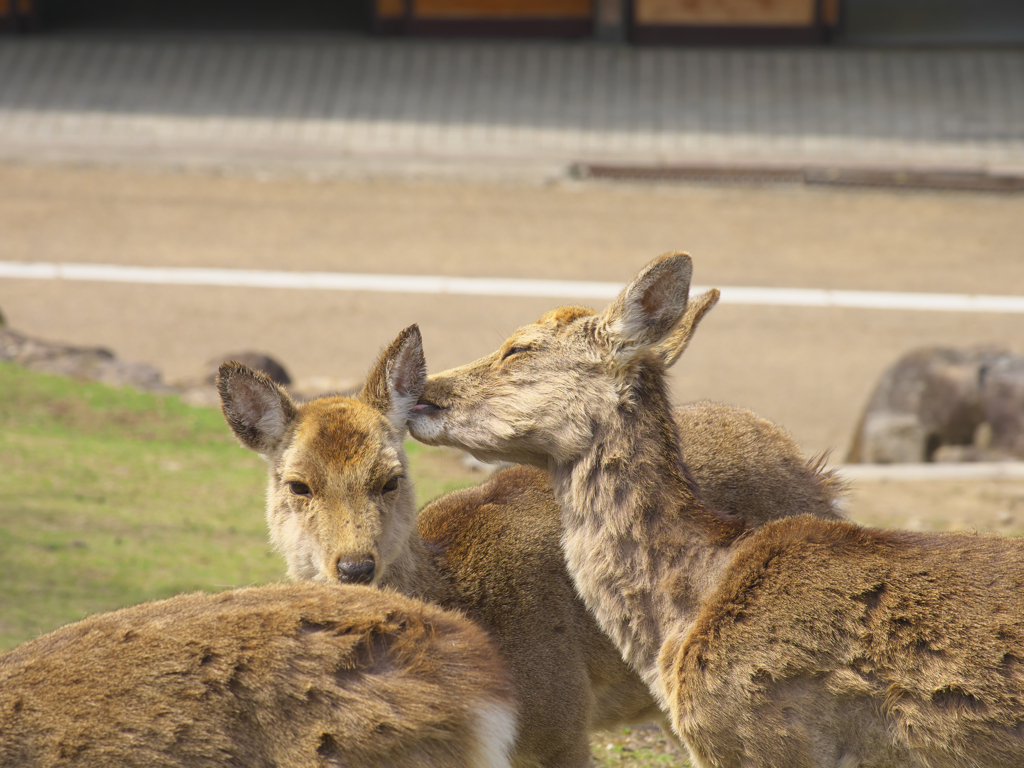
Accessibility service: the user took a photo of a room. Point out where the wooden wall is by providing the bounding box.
[634,0,817,26]
[374,0,593,36]
[630,0,835,43]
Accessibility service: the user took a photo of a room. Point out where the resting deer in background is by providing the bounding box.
[0,582,516,768]
[408,252,1024,768]
[218,290,845,768]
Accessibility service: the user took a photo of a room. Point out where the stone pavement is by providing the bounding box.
[0,34,1022,180]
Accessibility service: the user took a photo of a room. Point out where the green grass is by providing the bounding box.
[591,727,691,767]
[0,362,487,651]
[0,363,281,649]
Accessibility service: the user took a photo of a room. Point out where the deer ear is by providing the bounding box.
[217,361,298,454]
[654,287,720,368]
[360,324,427,434]
[599,252,693,355]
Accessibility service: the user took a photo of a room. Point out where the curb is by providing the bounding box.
[572,163,1024,193]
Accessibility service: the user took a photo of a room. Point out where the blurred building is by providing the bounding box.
[3,0,1023,45]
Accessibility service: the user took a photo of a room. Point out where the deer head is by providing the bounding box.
[218,326,427,586]
[410,252,696,467]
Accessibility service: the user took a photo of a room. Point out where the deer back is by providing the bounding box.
[674,400,845,526]
[667,517,1024,767]
[0,582,516,768]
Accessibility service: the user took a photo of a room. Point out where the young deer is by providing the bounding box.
[409,252,1024,768]
[0,582,516,768]
[217,299,845,767]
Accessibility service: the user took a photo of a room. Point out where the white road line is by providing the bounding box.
[2,260,1024,313]
[839,462,1024,481]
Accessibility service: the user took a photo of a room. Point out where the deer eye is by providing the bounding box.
[502,345,530,361]
[381,476,401,494]
[287,481,312,498]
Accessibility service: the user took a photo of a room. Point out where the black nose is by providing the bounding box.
[336,557,375,584]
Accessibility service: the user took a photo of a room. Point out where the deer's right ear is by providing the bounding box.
[599,252,693,356]
[360,324,427,434]
[217,362,298,454]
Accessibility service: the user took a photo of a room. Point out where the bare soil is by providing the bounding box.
[3,161,1024,457]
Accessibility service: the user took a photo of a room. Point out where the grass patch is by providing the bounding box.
[591,727,691,767]
[0,363,280,649]
[0,363,484,650]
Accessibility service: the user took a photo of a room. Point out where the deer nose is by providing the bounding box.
[336,556,376,584]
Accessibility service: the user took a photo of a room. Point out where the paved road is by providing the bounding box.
[1,36,1023,177]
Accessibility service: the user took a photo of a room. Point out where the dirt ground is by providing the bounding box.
[3,160,1024,458]
[2,158,1024,523]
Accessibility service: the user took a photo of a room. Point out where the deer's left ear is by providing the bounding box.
[360,324,427,434]
[599,252,693,356]
[654,287,720,368]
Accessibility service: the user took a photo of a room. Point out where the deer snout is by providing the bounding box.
[336,555,376,584]
[410,385,454,444]
[414,374,459,415]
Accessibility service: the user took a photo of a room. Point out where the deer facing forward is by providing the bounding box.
[409,252,1024,768]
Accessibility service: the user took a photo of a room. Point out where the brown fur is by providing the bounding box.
[220,351,659,768]
[218,310,844,767]
[408,252,1024,768]
[0,582,517,768]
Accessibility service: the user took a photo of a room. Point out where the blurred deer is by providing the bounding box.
[408,252,1024,768]
[0,582,516,767]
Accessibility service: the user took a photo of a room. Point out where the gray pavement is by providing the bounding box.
[1,34,1022,179]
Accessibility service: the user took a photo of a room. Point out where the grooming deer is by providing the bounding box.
[217,292,845,768]
[408,251,1024,768]
[0,582,516,768]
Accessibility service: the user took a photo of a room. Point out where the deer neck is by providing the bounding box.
[378,522,459,606]
[548,361,743,708]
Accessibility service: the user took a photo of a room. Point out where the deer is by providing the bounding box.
[407,251,1024,768]
[0,581,517,768]
[217,289,846,768]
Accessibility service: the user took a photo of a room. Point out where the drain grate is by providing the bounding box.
[572,163,1024,193]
